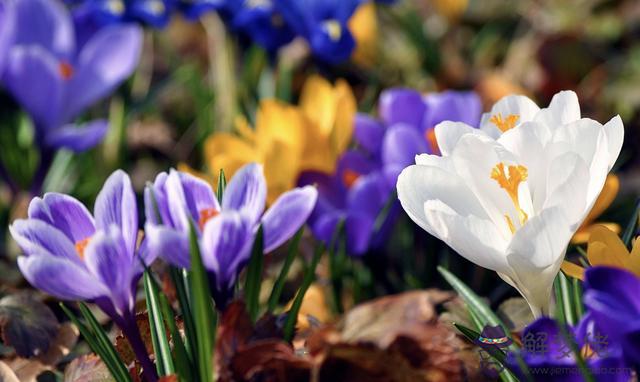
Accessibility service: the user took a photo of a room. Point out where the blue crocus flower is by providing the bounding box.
[275,0,361,64]
[67,0,175,28]
[178,0,228,20]
[230,0,295,52]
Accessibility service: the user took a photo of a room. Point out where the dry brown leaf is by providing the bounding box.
[307,290,483,382]
[64,354,115,382]
[0,361,19,382]
[5,322,79,382]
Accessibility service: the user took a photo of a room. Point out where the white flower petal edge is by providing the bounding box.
[398,90,624,316]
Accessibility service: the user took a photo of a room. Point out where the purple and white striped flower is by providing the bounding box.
[144,163,318,307]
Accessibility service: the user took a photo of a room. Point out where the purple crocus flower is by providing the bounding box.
[506,316,631,381]
[583,266,640,367]
[144,163,317,308]
[300,88,482,255]
[1,0,142,152]
[378,88,482,182]
[0,1,14,75]
[10,170,158,381]
[298,154,393,256]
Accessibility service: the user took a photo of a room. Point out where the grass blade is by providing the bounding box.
[188,221,216,382]
[61,303,132,382]
[267,228,303,313]
[284,242,325,342]
[158,290,194,382]
[216,169,226,205]
[244,225,264,322]
[438,266,510,335]
[143,271,175,376]
[554,272,575,325]
[622,198,640,246]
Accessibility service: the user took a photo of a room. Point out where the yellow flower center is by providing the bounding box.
[198,208,220,231]
[323,20,342,41]
[489,113,519,132]
[75,237,91,260]
[491,163,528,233]
[145,0,165,15]
[107,0,125,14]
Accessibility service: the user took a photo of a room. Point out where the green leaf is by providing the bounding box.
[60,304,131,382]
[437,267,511,341]
[143,271,175,376]
[572,277,584,319]
[158,290,194,382]
[328,221,346,314]
[216,169,226,205]
[188,221,217,382]
[170,267,198,372]
[622,199,640,246]
[554,272,575,325]
[267,228,303,313]
[283,242,325,342]
[244,225,264,322]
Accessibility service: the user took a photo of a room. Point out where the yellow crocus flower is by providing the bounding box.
[571,174,621,244]
[562,225,640,280]
[185,75,356,204]
[349,2,378,67]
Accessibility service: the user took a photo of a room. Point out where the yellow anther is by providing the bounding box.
[145,0,165,14]
[323,20,342,41]
[489,113,519,132]
[491,163,529,228]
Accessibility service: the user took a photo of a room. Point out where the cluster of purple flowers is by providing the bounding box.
[507,266,640,381]
[10,163,317,380]
[300,88,482,255]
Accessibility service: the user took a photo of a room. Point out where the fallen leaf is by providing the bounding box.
[0,293,59,357]
[230,340,311,382]
[64,354,115,382]
[115,312,154,366]
[6,322,79,382]
[307,290,483,382]
[0,361,19,382]
[216,301,312,382]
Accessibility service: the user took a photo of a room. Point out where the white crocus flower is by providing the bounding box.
[397,91,623,316]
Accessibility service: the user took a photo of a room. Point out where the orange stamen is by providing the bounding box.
[489,113,519,132]
[75,237,91,260]
[198,208,220,230]
[342,169,360,189]
[425,128,440,154]
[491,163,529,231]
[59,62,74,80]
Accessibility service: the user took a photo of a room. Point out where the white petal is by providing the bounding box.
[602,115,624,170]
[480,94,540,136]
[534,90,581,129]
[542,152,590,227]
[498,121,549,209]
[434,121,488,156]
[396,164,510,272]
[506,207,573,315]
[450,134,531,237]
